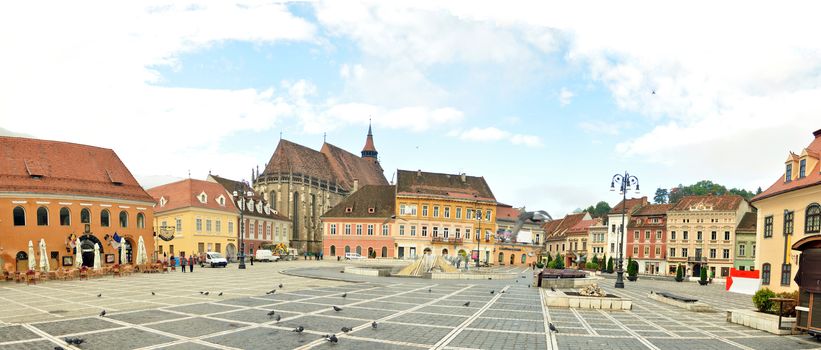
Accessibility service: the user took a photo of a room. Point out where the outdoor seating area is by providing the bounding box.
[1,260,173,285]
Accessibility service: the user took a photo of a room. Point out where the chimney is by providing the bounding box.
[417,169,422,177]
[460,173,466,183]
[814,128,821,138]
[353,179,359,192]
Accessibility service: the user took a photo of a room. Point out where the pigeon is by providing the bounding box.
[333,306,342,312]
[73,339,84,345]
[266,289,276,295]
[516,280,519,283]
[97,293,102,298]
[341,326,352,333]
[292,326,304,333]
[151,292,155,296]
[549,322,558,333]
[204,291,210,296]
[371,321,378,329]
[501,290,506,294]
[279,283,283,288]
[521,275,526,278]
[341,293,347,298]
[428,288,432,293]
[99,310,106,317]
[551,287,556,292]
[218,292,223,296]
[275,314,282,322]
[267,310,276,317]
[54,347,65,350]
[63,338,74,344]
[487,277,492,280]
[199,291,204,294]
[326,334,338,343]
[463,301,470,307]
[490,290,494,295]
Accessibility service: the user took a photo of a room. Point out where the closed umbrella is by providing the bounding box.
[39,239,50,273]
[136,236,147,265]
[75,237,83,268]
[93,243,101,269]
[120,239,126,265]
[27,240,36,271]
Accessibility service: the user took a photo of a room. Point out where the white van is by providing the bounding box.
[254,250,280,262]
[345,252,365,260]
[205,252,228,267]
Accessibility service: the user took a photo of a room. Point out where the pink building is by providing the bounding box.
[626,203,671,275]
[322,185,395,259]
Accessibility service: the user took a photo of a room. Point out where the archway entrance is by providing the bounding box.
[509,254,515,265]
[368,247,374,258]
[381,246,387,257]
[330,245,336,256]
[423,247,432,255]
[498,252,504,263]
[441,248,449,256]
[80,240,95,268]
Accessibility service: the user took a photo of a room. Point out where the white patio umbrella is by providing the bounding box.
[136,236,147,265]
[119,239,126,265]
[39,239,50,273]
[93,243,101,269]
[75,237,83,268]
[27,240,36,271]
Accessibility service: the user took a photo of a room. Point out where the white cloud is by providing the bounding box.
[559,87,574,106]
[449,127,542,147]
[339,63,366,80]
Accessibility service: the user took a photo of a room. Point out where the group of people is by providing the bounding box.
[164,253,199,273]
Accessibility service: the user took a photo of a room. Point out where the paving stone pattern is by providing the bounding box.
[0,262,820,349]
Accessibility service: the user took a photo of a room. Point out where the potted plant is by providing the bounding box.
[675,264,684,282]
[698,266,709,285]
[627,258,638,281]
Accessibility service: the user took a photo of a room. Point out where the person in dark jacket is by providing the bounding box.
[188,254,194,272]
[180,255,187,273]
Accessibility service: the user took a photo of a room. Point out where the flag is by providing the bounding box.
[111,232,122,248]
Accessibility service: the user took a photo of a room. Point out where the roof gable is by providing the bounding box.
[147,179,237,214]
[396,170,495,201]
[322,185,396,218]
[754,129,821,202]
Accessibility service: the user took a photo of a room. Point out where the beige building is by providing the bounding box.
[752,129,821,293]
[666,195,752,279]
[588,218,608,261]
[544,212,592,267]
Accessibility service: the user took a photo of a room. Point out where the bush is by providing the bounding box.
[700,266,708,282]
[627,258,638,277]
[546,252,552,263]
[675,264,684,282]
[775,291,799,316]
[554,254,565,269]
[535,262,544,269]
[585,262,598,270]
[753,288,777,313]
[606,257,614,273]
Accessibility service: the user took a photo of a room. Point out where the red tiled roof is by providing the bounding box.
[669,194,744,212]
[396,170,496,201]
[566,219,596,235]
[496,204,520,221]
[147,179,238,214]
[753,129,821,202]
[207,175,287,221]
[609,197,648,214]
[0,136,154,203]
[322,185,396,218]
[633,203,672,216]
[321,142,388,189]
[362,124,376,152]
[545,212,590,240]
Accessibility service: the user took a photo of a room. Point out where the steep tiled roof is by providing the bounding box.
[207,174,254,197]
[633,203,672,216]
[362,124,376,152]
[147,179,238,214]
[545,212,591,240]
[0,136,154,202]
[396,170,495,201]
[753,129,821,202]
[609,197,648,214]
[669,194,744,212]
[261,140,387,192]
[496,204,520,221]
[207,175,287,221]
[566,219,596,235]
[322,185,396,218]
[736,212,757,232]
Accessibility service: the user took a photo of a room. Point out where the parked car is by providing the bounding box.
[345,252,365,260]
[255,250,280,262]
[205,252,228,267]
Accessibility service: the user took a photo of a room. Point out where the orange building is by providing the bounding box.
[322,185,395,258]
[0,137,155,272]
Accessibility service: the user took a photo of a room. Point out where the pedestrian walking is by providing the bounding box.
[188,254,194,272]
[250,255,254,265]
[181,255,187,273]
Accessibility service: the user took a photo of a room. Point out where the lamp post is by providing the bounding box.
[476,205,482,268]
[610,171,639,289]
[233,186,254,270]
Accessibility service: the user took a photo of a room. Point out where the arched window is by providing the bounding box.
[381,246,387,258]
[806,204,821,233]
[521,254,527,264]
[498,252,504,262]
[13,206,25,226]
[80,208,91,224]
[356,246,362,255]
[344,246,351,254]
[101,209,110,227]
[762,263,771,285]
[330,245,336,256]
[37,207,49,226]
[119,211,128,228]
[136,213,145,228]
[59,207,71,226]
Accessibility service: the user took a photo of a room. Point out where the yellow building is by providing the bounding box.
[753,129,821,293]
[394,170,497,264]
[147,179,239,261]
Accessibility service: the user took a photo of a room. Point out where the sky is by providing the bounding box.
[2,1,820,218]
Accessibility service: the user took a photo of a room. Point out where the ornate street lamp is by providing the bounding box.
[233,186,255,270]
[476,206,482,268]
[610,171,639,289]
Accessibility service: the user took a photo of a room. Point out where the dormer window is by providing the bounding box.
[786,164,793,182]
[345,207,353,213]
[217,195,225,206]
[368,208,375,213]
[159,197,167,207]
[799,159,806,178]
[198,192,207,203]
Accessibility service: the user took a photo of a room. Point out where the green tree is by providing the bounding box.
[606,257,614,273]
[554,254,565,269]
[675,264,684,282]
[668,180,758,204]
[700,266,708,283]
[600,254,607,272]
[653,188,669,204]
[583,201,612,218]
[591,255,599,265]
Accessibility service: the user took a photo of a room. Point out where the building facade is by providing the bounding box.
[626,204,671,275]
[252,126,388,253]
[606,197,648,258]
[394,170,497,264]
[148,179,238,261]
[666,195,751,279]
[565,218,596,267]
[752,129,821,293]
[322,185,395,259]
[494,204,546,266]
[0,137,155,272]
[544,212,592,267]
[588,218,608,261]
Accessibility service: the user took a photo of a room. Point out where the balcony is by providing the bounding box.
[687,256,707,263]
[432,237,463,244]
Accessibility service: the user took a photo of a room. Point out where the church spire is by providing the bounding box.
[361,119,378,161]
